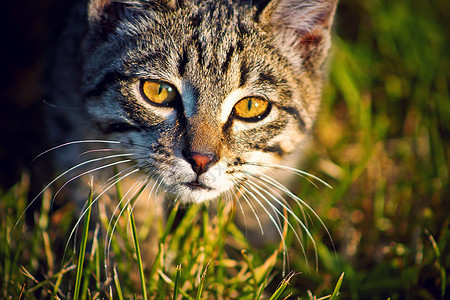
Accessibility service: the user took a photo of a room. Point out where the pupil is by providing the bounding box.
[247,99,253,111]
[158,84,163,95]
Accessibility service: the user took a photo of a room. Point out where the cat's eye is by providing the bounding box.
[140,80,178,106]
[233,97,271,122]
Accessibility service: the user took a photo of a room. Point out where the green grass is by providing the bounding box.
[0,175,344,299]
[1,0,449,298]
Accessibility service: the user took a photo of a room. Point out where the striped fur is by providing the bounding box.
[45,0,337,206]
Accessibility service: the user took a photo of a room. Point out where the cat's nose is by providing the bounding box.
[183,151,218,175]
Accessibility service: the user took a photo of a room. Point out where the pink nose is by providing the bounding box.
[191,153,213,171]
[183,150,217,175]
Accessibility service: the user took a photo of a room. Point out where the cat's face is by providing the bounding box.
[80,0,337,203]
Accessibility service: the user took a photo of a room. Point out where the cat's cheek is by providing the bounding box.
[245,151,284,167]
[270,124,307,155]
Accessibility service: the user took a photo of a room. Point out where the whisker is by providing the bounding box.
[101,164,140,188]
[102,164,147,215]
[227,188,235,204]
[243,171,319,236]
[244,179,309,273]
[77,148,135,159]
[112,176,152,254]
[152,175,165,198]
[52,159,133,202]
[244,170,336,268]
[239,182,285,241]
[31,140,122,163]
[238,182,288,264]
[246,162,332,189]
[11,153,136,240]
[59,155,151,210]
[233,179,265,236]
[144,174,163,211]
[245,173,309,227]
[129,175,153,214]
[95,158,152,198]
[256,175,313,235]
[62,176,100,264]
[227,186,243,220]
[66,167,142,256]
[88,166,144,272]
[230,180,253,236]
[105,174,150,265]
[41,152,135,199]
[248,169,329,231]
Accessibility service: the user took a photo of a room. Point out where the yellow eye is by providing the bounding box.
[233,97,271,121]
[141,80,178,106]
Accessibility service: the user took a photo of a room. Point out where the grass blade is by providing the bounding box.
[255,277,268,300]
[268,271,296,300]
[158,270,194,300]
[424,228,446,298]
[172,264,182,300]
[73,179,94,300]
[114,266,124,300]
[195,261,210,300]
[129,205,148,300]
[329,272,344,300]
[162,202,179,244]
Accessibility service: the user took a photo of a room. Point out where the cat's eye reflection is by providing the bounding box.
[233,97,271,122]
[140,80,178,106]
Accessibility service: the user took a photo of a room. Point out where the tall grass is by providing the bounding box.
[1,0,449,298]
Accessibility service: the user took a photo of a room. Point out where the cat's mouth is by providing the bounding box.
[184,180,212,190]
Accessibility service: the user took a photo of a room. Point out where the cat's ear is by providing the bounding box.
[87,0,132,32]
[260,0,338,71]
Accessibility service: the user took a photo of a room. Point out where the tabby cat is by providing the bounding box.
[42,0,337,249]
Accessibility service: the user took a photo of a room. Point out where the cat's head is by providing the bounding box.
[81,0,337,203]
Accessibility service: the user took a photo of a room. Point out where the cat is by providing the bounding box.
[41,0,337,255]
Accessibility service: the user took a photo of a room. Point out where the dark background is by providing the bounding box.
[0,0,77,188]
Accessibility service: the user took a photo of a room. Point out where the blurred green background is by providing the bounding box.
[0,0,449,298]
[299,0,449,298]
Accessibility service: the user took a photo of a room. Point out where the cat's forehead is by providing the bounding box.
[123,3,270,93]
[112,0,292,118]
[134,0,257,47]
[183,0,249,27]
